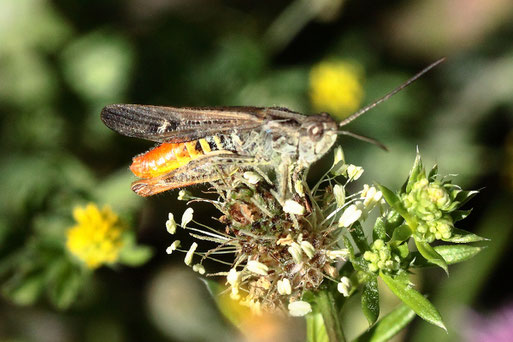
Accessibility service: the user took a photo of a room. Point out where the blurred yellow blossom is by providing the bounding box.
[66,203,124,269]
[309,60,364,118]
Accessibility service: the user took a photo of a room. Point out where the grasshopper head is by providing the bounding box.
[298,113,337,167]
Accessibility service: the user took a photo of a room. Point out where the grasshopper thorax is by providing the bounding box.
[298,113,338,167]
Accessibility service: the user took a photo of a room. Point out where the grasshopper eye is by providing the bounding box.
[308,123,324,141]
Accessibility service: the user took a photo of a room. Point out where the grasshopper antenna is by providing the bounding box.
[339,57,446,128]
[337,130,388,151]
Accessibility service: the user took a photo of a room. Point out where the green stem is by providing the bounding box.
[316,289,346,342]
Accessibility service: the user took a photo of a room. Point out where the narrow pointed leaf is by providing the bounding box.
[406,153,424,193]
[353,303,416,342]
[451,209,472,222]
[361,277,380,326]
[411,245,483,268]
[377,184,410,220]
[442,227,488,243]
[415,240,448,274]
[380,272,446,331]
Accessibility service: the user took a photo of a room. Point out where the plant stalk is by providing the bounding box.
[316,289,345,342]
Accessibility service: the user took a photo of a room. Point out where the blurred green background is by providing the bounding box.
[1,0,512,341]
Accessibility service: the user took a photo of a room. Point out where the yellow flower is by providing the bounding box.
[66,203,124,269]
[309,60,364,118]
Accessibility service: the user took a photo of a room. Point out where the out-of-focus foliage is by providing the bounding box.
[0,0,511,341]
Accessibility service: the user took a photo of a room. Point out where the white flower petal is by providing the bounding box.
[243,171,261,184]
[184,242,198,265]
[193,264,205,274]
[333,184,345,208]
[326,249,349,260]
[247,260,269,276]
[283,200,305,216]
[165,213,177,234]
[347,164,364,181]
[288,301,312,317]
[227,268,240,286]
[181,208,194,227]
[288,242,303,264]
[166,240,181,254]
[277,278,292,295]
[300,241,315,259]
[338,204,362,227]
[337,276,352,297]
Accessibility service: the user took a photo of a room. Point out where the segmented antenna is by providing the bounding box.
[338,57,446,127]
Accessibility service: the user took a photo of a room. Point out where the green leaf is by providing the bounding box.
[118,245,153,267]
[118,232,154,267]
[453,189,479,207]
[373,217,387,241]
[353,304,416,342]
[442,227,488,243]
[411,245,483,268]
[390,224,412,244]
[428,164,439,182]
[361,278,380,326]
[350,221,369,252]
[384,210,404,236]
[380,271,446,331]
[415,240,448,274]
[306,312,329,342]
[451,209,472,222]
[376,185,410,221]
[406,153,424,193]
[2,273,45,306]
[46,260,85,310]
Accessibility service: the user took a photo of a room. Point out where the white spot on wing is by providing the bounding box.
[157,121,170,134]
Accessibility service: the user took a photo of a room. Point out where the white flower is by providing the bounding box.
[165,213,177,234]
[326,249,349,260]
[333,184,345,208]
[338,203,363,227]
[165,240,181,254]
[288,301,312,317]
[288,242,303,264]
[181,208,194,227]
[193,264,206,274]
[184,242,198,265]
[243,171,261,184]
[331,146,346,176]
[177,190,192,201]
[247,260,269,276]
[283,200,305,216]
[300,241,315,259]
[277,278,292,295]
[227,268,240,286]
[337,276,352,297]
[361,184,383,210]
[347,164,364,181]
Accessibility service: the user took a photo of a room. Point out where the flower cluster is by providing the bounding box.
[163,146,385,316]
[309,59,364,118]
[398,155,476,243]
[162,149,481,324]
[66,203,124,269]
[363,239,400,273]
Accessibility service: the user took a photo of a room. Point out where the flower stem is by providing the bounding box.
[315,289,346,342]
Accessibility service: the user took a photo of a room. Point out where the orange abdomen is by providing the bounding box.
[130,139,213,178]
